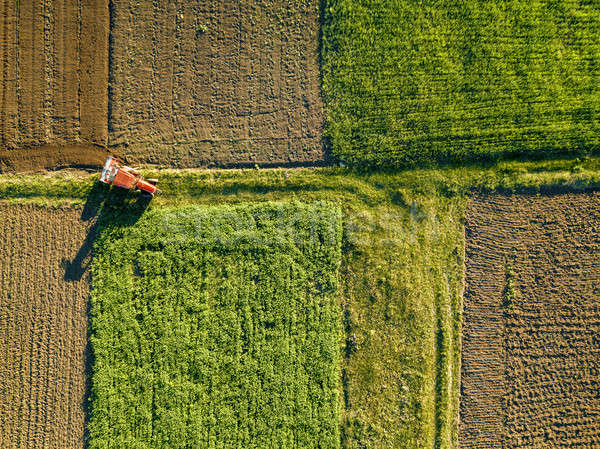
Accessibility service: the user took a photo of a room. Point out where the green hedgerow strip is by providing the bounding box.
[88,201,343,449]
[322,0,600,167]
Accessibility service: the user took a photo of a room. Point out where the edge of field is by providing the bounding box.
[3,156,600,449]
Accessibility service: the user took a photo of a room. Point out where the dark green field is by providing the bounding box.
[323,0,600,167]
[88,202,343,449]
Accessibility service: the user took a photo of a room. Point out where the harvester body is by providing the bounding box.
[100,156,159,196]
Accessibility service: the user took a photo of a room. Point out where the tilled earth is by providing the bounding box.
[108,0,325,167]
[0,144,111,173]
[461,192,600,448]
[0,204,95,449]
[0,0,325,171]
[0,0,109,150]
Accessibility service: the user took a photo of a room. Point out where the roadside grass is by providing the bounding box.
[88,201,343,449]
[2,157,600,449]
[322,0,600,167]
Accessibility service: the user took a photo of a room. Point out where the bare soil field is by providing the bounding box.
[0,204,94,449]
[461,192,600,448]
[0,144,111,173]
[109,0,325,167]
[0,0,108,153]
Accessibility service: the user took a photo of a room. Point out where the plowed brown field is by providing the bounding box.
[0,204,94,449]
[0,0,109,168]
[108,0,325,167]
[461,193,600,448]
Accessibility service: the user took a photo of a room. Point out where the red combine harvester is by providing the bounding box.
[99,156,160,196]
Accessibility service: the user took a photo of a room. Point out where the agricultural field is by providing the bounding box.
[0,0,109,150]
[2,158,600,448]
[0,160,492,449]
[322,0,600,167]
[0,204,95,449]
[108,0,325,167]
[1,0,600,446]
[461,192,600,448]
[88,202,343,448]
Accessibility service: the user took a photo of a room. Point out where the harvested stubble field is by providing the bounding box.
[461,192,600,448]
[0,204,95,449]
[0,0,109,167]
[109,0,325,167]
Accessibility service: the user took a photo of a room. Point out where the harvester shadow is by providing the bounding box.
[63,183,152,282]
[61,182,106,282]
[62,182,152,447]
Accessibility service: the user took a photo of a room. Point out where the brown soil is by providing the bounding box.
[461,193,600,448]
[108,0,325,168]
[0,144,111,173]
[0,204,95,449]
[0,0,108,152]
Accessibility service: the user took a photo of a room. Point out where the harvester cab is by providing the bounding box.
[99,156,160,197]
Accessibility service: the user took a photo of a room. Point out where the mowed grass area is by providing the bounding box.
[3,157,600,448]
[322,0,600,167]
[87,202,343,449]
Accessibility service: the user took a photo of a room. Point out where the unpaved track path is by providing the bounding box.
[461,192,600,448]
[0,204,95,449]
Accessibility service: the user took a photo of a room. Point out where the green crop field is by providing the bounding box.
[87,201,343,449]
[323,0,600,167]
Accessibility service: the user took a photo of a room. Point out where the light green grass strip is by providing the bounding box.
[88,201,343,449]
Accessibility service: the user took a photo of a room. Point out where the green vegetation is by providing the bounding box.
[2,158,600,449]
[322,0,600,167]
[88,201,343,449]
